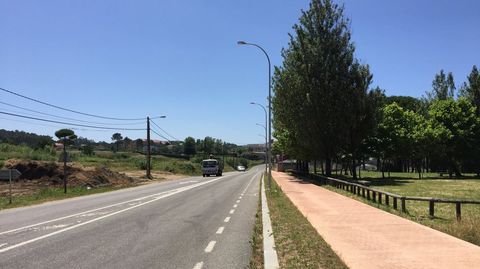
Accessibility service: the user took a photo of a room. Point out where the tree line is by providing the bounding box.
[272,0,480,179]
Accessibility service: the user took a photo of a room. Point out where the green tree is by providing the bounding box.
[429,98,478,176]
[111,133,123,152]
[385,95,422,113]
[273,0,376,176]
[184,136,196,155]
[123,137,132,151]
[426,70,456,101]
[55,129,77,193]
[459,65,480,115]
[135,138,144,151]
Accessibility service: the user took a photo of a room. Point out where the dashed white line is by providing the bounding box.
[224,216,231,222]
[193,261,204,269]
[233,204,238,208]
[229,209,235,214]
[204,241,216,253]
[236,200,240,203]
[216,227,225,234]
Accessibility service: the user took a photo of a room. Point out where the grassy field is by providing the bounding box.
[266,177,347,269]
[321,171,480,246]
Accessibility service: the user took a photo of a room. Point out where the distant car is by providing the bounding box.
[236,165,246,172]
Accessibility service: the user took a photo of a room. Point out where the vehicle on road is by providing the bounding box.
[201,158,223,177]
[236,165,246,172]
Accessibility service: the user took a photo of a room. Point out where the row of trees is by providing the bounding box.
[272,0,480,179]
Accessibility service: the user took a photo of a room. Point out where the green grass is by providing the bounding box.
[249,179,263,269]
[267,177,348,269]
[0,184,136,210]
[320,173,480,246]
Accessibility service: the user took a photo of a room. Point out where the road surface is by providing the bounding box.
[0,167,262,269]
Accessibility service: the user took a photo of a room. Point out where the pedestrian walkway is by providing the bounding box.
[272,171,480,269]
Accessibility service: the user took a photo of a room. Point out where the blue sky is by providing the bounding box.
[1,0,479,145]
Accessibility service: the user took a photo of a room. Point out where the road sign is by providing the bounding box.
[0,169,21,180]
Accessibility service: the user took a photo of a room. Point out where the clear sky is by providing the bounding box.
[1,0,479,145]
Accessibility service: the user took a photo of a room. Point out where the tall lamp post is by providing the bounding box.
[240,40,272,189]
[256,123,268,174]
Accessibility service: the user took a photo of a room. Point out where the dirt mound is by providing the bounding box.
[3,160,134,187]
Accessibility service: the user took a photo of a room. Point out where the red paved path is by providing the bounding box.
[272,171,480,269]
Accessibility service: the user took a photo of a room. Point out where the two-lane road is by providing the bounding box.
[0,166,262,268]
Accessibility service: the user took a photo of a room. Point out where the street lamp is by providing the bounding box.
[240,39,272,189]
[256,123,268,174]
[251,102,268,173]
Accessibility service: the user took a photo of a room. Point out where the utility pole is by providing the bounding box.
[147,116,152,179]
[63,138,67,194]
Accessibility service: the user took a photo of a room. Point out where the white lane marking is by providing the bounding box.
[179,180,198,185]
[229,209,235,214]
[233,204,238,208]
[0,175,230,254]
[236,200,240,203]
[216,227,224,234]
[0,175,234,237]
[193,261,203,269]
[204,241,216,253]
[0,189,173,236]
[224,217,231,222]
[0,243,7,248]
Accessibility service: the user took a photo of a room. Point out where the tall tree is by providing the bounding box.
[111,133,123,152]
[55,129,77,194]
[184,136,196,155]
[459,65,480,115]
[273,0,375,176]
[426,70,456,101]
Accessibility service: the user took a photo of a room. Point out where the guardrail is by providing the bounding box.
[309,174,480,221]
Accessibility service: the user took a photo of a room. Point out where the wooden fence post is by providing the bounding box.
[456,202,461,221]
[401,197,406,213]
[393,197,398,210]
[429,200,435,218]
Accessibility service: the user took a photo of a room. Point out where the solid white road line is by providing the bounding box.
[229,209,235,214]
[204,241,216,253]
[261,174,280,268]
[192,261,203,269]
[224,217,231,223]
[216,227,224,234]
[0,175,231,254]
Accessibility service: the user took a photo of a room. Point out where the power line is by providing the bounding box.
[0,116,111,132]
[150,120,179,141]
[0,87,165,121]
[150,129,171,143]
[0,101,145,126]
[0,111,146,131]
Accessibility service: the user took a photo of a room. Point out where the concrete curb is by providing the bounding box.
[261,174,279,269]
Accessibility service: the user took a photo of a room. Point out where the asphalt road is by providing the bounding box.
[0,166,262,269]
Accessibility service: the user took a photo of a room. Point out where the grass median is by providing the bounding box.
[263,177,347,269]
